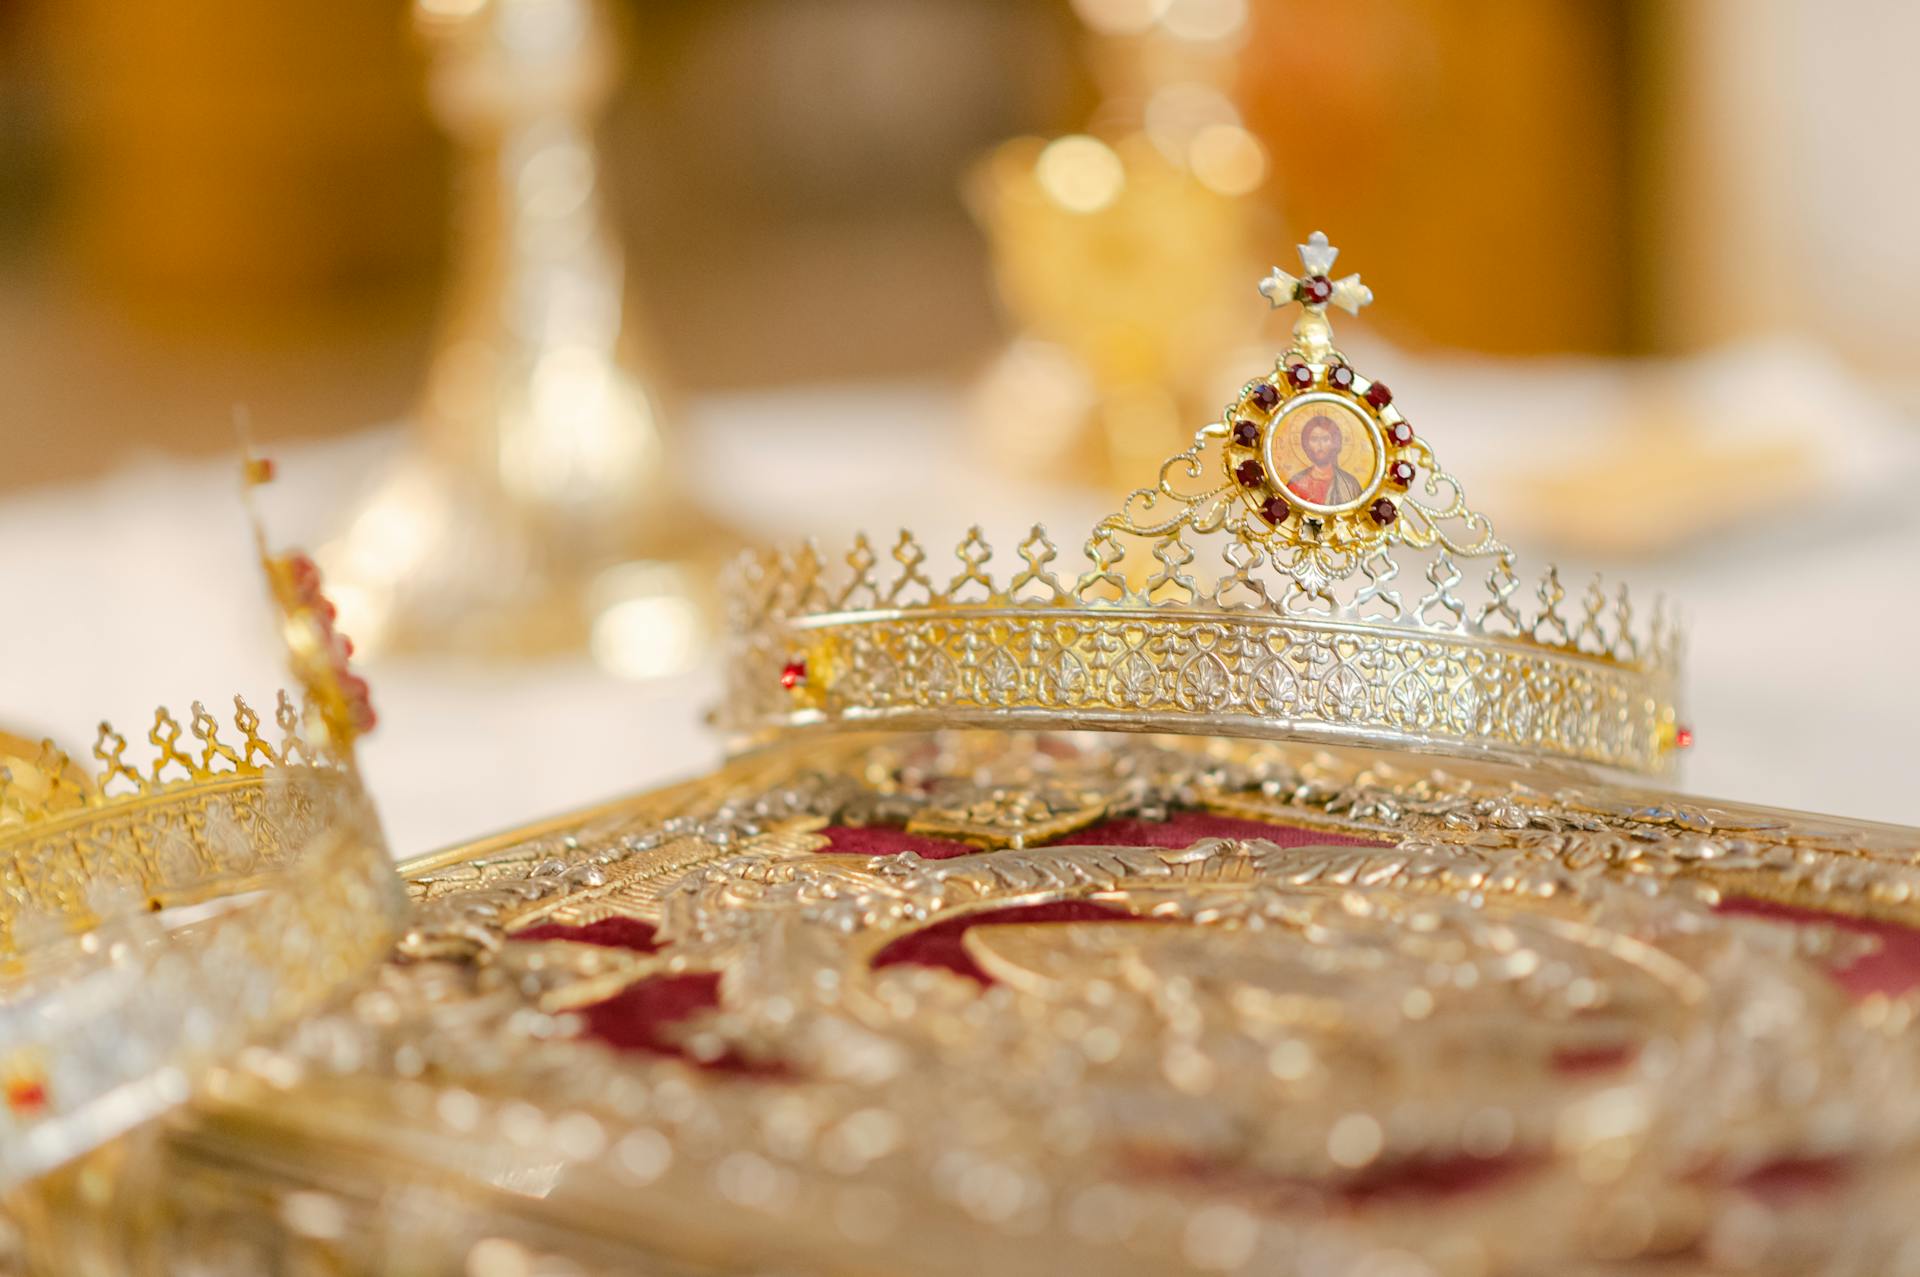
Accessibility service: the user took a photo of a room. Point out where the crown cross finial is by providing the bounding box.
[1258,231,1374,318]
[1259,232,1375,363]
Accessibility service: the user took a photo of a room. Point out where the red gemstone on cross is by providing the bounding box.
[1285,364,1315,390]
[1368,498,1398,526]
[1232,419,1260,448]
[1675,726,1695,750]
[1365,381,1393,409]
[1298,276,1334,306]
[780,660,808,691]
[1235,459,1266,488]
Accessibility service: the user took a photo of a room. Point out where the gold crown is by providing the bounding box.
[0,452,404,1190]
[720,233,1686,777]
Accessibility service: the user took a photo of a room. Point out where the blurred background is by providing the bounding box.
[1,0,1917,849]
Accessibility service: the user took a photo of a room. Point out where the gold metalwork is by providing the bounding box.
[42,730,1919,1276]
[0,460,406,1192]
[504,819,832,931]
[723,245,1681,776]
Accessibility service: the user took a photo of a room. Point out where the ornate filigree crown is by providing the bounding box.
[720,233,1685,777]
[0,453,403,1190]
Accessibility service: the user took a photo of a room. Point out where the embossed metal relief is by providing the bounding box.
[785,610,1659,772]
[122,732,1920,1277]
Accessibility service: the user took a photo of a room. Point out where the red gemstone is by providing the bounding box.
[1675,726,1695,750]
[1327,365,1356,390]
[1232,419,1259,447]
[5,1078,46,1113]
[1297,275,1333,306]
[1365,381,1393,409]
[1368,498,1398,526]
[1285,363,1315,390]
[1249,383,1280,411]
[1260,495,1290,525]
[1388,421,1414,447]
[1389,460,1416,487]
[1235,459,1266,488]
[286,553,321,600]
[780,659,808,690]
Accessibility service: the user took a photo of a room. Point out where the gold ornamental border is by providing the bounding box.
[0,758,405,1191]
[726,605,1673,775]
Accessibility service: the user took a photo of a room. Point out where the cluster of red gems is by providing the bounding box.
[282,552,377,735]
[1227,362,1416,532]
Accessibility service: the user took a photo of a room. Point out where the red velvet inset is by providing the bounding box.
[575,974,783,1074]
[514,917,661,952]
[819,826,979,859]
[1337,1153,1535,1207]
[1718,898,1920,1001]
[1727,1155,1851,1205]
[859,812,1384,984]
[871,901,1139,985]
[1124,1146,1537,1211]
[1549,1042,1638,1076]
[818,809,1388,862]
[507,919,775,1070]
[576,972,721,1055]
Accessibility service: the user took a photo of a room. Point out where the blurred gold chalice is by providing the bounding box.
[970,0,1277,493]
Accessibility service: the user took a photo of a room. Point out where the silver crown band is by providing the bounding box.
[0,735,404,1191]
[718,532,1681,778]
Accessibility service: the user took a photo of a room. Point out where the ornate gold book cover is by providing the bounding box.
[29,733,1920,1275]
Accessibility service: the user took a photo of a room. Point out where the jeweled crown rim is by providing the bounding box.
[718,235,1687,777]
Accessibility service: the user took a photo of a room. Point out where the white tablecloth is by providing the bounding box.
[5,375,1918,857]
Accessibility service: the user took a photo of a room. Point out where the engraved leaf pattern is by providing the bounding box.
[1041,650,1089,705]
[1248,660,1301,716]
[1112,650,1160,709]
[1175,652,1235,713]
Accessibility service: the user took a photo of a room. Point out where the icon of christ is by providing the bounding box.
[1285,414,1363,507]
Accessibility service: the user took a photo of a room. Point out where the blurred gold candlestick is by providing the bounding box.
[322,0,724,673]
